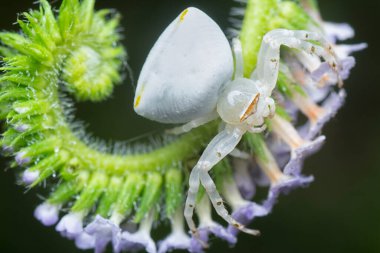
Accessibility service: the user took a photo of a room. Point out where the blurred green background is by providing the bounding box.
[0,0,379,252]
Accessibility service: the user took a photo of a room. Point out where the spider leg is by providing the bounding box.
[184,125,260,236]
[166,111,218,135]
[199,169,259,235]
[248,124,267,133]
[232,38,244,79]
[252,29,340,96]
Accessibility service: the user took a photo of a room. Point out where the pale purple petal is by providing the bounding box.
[15,124,30,132]
[112,223,139,253]
[158,231,190,253]
[117,231,157,253]
[306,90,346,140]
[189,229,208,253]
[268,137,291,168]
[264,175,314,210]
[250,163,270,187]
[284,135,326,176]
[190,223,236,252]
[310,62,334,83]
[228,202,268,237]
[233,158,256,199]
[2,145,14,153]
[15,151,30,165]
[305,84,330,104]
[339,57,356,80]
[335,43,367,58]
[34,202,60,226]
[323,22,354,43]
[75,232,95,250]
[112,230,124,253]
[85,215,121,253]
[209,224,237,244]
[310,57,355,86]
[56,212,84,239]
[22,169,39,184]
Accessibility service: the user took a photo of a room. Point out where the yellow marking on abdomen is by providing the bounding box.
[134,95,142,108]
[180,9,189,22]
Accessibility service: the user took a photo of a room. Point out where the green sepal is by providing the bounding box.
[11,99,52,118]
[1,126,43,150]
[134,173,163,223]
[79,0,96,30]
[0,87,32,104]
[0,73,35,86]
[214,159,234,191]
[39,0,62,43]
[240,0,278,76]
[58,0,80,40]
[112,173,145,218]
[21,12,56,50]
[275,105,292,122]
[0,32,53,64]
[0,46,17,57]
[277,71,307,98]
[47,171,90,205]
[97,176,123,218]
[165,168,183,217]
[71,172,109,213]
[30,151,69,187]
[268,1,311,31]
[244,133,268,162]
[0,55,37,72]
[16,137,62,163]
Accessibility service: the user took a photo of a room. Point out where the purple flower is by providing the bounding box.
[263,174,314,211]
[113,212,156,253]
[228,202,268,237]
[189,224,236,253]
[303,90,346,140]
[283,135,325,176]
[34,202,60,226]
[158,209,191,253]
[56,212,84,239]
[75,232,95,250]
[14,124,30,132]
[187,196,237,252]
[232,158,256,199]
[335,43,368,59]
[158,229,190,253]
[84,215,121,253]
[15,151,30,166]
[22,169,40,184]
[117,230,157,253]
[323,22,355,43]
[2,145,13,153]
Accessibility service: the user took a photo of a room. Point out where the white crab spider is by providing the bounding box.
[134,7,339,235]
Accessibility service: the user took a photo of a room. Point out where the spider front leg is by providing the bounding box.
[252,29,341,96]
[166,111,218,135]
[184,125,260,236]
[232,38,244,79]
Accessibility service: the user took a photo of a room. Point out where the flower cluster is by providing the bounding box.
[0,0,365,253]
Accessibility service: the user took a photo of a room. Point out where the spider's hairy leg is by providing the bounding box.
[184,125,260,236]
[166,111,218,135]
[232,38,244,79]
[253,29,340,96]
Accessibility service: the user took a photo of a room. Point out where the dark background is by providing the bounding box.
[0,0,379,252]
